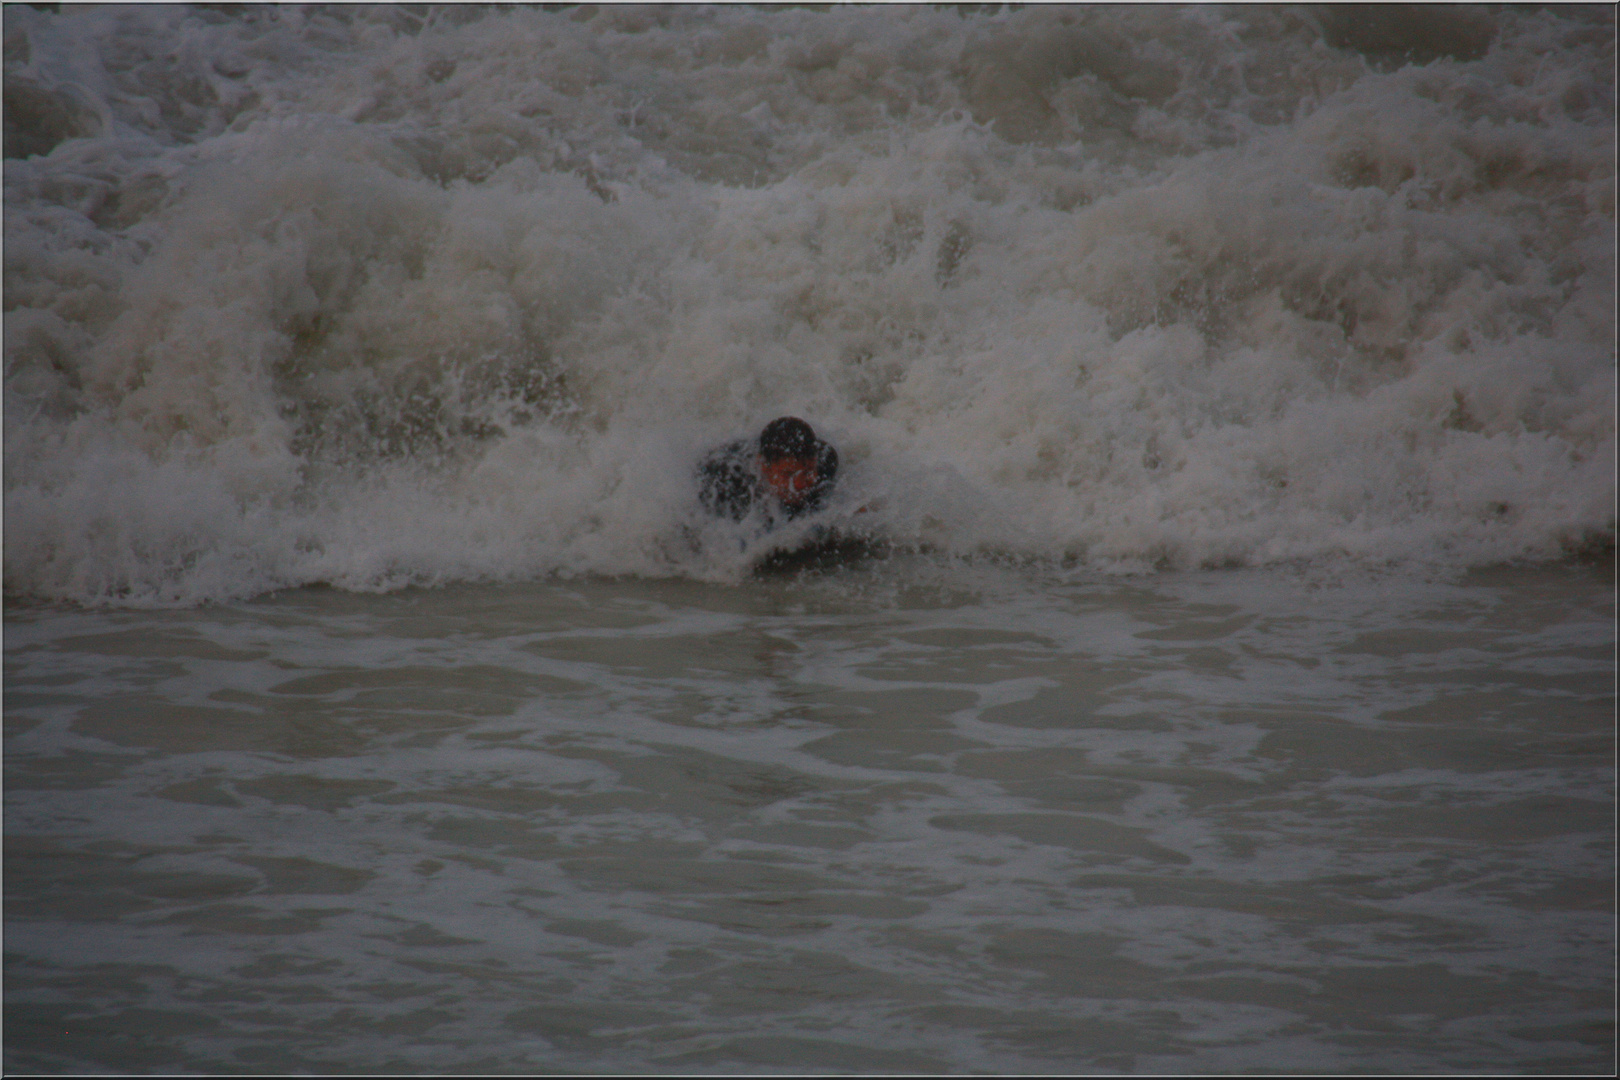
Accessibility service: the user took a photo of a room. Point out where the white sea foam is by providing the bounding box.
[4,4,1614,605]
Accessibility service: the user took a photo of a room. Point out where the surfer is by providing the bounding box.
[697,416,839,525]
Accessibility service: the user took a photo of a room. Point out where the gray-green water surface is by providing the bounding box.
[4,559,1613,1073]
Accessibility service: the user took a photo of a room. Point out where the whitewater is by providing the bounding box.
[3,4,1614,1074]
[3,3,1612,602]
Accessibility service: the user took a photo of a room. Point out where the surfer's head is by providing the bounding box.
[758,417,821,507]
[759,417,817,461]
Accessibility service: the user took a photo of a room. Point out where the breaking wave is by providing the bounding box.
[3,3,1613,605]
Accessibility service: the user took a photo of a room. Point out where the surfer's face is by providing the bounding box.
[761,455,818,506]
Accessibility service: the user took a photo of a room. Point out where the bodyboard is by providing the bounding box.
[749,526,888,576]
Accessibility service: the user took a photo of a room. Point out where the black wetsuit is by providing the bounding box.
[697,437,838,523]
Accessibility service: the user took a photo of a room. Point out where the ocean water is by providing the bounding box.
[3,3,1615,1074]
